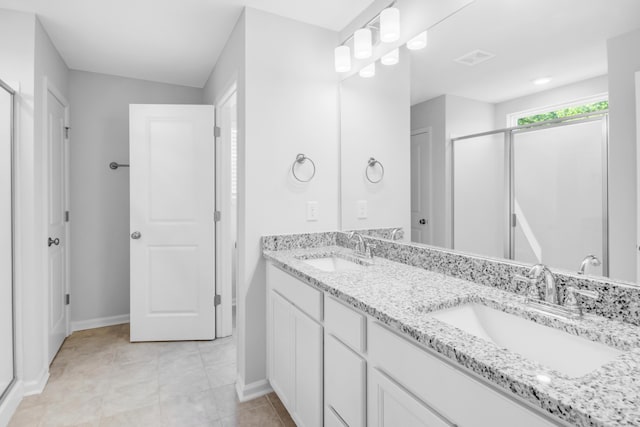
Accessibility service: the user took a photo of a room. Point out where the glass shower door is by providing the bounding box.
[0,81,14,402]
[512,118,606,275]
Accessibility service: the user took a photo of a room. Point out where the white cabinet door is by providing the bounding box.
[269,291,294,409]
[369,368,455,427]
[325,334,366,427]
[293,306,323,427]
[129,104,215,341]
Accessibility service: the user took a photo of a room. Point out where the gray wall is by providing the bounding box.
[68,70,202,327]
[607,28,640,283]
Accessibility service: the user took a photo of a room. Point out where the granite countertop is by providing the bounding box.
[263,245,640,427]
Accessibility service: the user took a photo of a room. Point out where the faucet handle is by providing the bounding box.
[366,243,377,258]
[514,274,533,283]
[564,286,598,313]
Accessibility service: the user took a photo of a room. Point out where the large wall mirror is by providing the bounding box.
[0,78,16,403]
[340,0,640,285]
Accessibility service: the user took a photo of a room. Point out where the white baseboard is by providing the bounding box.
[71,314,130,333]
[0,380,23,427]
[22,369,49,396]
[235,376,272,402]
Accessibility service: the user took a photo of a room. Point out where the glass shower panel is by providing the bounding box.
[0,85,14,401]
[513,119,605,274]
[453,133,506,258]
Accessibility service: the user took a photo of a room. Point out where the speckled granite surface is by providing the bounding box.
[263,241,640,427]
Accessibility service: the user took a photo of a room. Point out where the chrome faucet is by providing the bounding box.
[347,232,374,259]
[515,263,598,319]
[578,254,601,275]
[390,227,402,241]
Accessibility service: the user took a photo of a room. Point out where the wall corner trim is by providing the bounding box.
[235,377,272,402]
[22,369,49,396]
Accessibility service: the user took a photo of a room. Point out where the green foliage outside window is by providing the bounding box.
[517,101,608,126]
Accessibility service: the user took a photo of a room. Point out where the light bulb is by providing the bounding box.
[380,7,400,43]
[354,28,373,59]
[381,48,399,66]
[334,45,351,72]
[359,63,376,78]
[407,31,428,50]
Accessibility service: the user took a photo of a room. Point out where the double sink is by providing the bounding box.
[298,252,623,379]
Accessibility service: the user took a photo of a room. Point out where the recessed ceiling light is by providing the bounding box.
[532,77,552,85]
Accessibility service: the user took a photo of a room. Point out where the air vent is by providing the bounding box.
[454,49,495,66]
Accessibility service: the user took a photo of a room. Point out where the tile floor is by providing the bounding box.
[9,324,295,427]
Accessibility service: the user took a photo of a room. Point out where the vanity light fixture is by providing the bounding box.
[532,77,552,85]
[354,28,373,59]
[407,31,428,50]
[334,45,352,72]
[359,62,376,78]
[381,48,399,66]
[334,1,400,74]
[380,7,400,43]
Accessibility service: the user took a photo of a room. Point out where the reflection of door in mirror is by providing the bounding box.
[636,71,640,282]
[411,130,431,244]
[0,80,15,403]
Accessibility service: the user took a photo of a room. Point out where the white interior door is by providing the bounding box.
[410,131,431,244]
[215,87,236,337]
[46,86,68,363]
[129,104,215,342]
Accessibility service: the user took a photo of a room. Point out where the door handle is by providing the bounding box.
[419,219,427,225]
[48,237,60,247]
[131,231,142,240]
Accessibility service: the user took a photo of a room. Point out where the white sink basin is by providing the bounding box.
[301,256,366,272]
[427,303,622,378]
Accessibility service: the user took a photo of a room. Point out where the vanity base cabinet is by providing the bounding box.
[267,289,323,427]
[368,321,562,427]
[325,334,366,427]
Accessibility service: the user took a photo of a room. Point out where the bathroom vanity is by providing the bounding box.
[263,232,640,427]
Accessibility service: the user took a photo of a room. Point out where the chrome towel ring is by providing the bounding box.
[291,153,316,182]
[365,157,384,183]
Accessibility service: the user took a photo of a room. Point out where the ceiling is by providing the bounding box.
[410,0,640,105]
[0,0,374,87]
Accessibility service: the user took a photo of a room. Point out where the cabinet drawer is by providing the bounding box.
[368,322,561,427]
[267,263,323,321]
[325,296,366,353]
[325,334,366,427]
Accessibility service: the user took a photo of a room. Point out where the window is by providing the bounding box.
[517,100,608,125]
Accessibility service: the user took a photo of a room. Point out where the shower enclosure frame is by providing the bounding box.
[0,77,16,405]
[450,110,610,276]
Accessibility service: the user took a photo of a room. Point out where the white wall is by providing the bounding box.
[241,7,340,390]
[340,51,411,234]
[68,71,202,328]
[203,8,340,395]
[607,29,640,283]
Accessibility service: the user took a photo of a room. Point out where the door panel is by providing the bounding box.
[410,132,431,244]
[47,90,67,363]
[130,104,215,342]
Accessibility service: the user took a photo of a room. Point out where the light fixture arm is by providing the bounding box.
[338,0,397,46]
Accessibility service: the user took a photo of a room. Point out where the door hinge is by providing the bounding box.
[214,294,221,306]
[511,213,517,227]
[214,211,221,222]
[214,126,221,138]
[65,294,70,305]
[65,211,70,222]
[64,127,70,139]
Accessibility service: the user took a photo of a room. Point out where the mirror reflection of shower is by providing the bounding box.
[0,78,16,403]
[451,110,608,276]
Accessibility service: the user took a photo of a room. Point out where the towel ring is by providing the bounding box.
[291,154,316,182]
[365,157,384,183]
